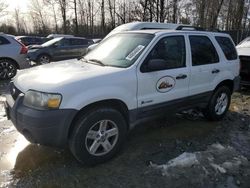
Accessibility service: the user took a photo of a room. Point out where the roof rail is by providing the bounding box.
[176,25,205,31]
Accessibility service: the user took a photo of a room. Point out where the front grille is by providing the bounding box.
[9,82,23,100]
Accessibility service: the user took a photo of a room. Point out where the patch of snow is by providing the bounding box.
[209,143,225,151]
[210,163,226,174]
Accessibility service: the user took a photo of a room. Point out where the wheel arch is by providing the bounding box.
[214,79,234,93]
[0,57,20,69]
[67,99,130,139]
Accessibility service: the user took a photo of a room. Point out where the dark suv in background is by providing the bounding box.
[28,37,94,64]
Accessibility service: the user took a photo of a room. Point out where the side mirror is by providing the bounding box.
[142,59,167,72]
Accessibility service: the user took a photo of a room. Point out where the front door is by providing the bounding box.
[137,35,190,116]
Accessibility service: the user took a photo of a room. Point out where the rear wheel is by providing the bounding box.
[69,107,127,165]
[203,86,231,121]
[0,59,17,80]
[38,54,50,64]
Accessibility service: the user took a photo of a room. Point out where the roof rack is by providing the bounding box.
[176,25,205,31]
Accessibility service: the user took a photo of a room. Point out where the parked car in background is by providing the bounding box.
[16,36,50,46]
[236,38,250,86]
[28,37,92,64]
[47,34,74,39]
[0,33,29,80]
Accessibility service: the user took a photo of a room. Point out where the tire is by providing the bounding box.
[0,59,17,80]
[203,86,231,121]
[37,54,51,64]
[69,107,127,165]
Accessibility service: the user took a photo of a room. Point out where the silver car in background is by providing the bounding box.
[0,33,30,80]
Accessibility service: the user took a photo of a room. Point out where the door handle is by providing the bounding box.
[212,69,220,74]
[176,74,187,80]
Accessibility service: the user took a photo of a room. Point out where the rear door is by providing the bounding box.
[137,34,190,116]
[53,38,75,60]
[188,35,221,95]
[70,39,89,57]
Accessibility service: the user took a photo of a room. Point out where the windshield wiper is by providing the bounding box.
[88,59,105,66]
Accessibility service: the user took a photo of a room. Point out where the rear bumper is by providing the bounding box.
[5,94,78,148]
[17,55,30,69]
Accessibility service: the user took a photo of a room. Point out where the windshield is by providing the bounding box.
[42,37,63,47]
[84,33,154,68]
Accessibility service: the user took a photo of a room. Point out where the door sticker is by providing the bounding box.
[156,76,176,93]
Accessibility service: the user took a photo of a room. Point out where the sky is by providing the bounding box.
[6,0,29,12]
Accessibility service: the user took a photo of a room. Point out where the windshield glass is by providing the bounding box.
[42,37,63,47]
[84,33,154,68]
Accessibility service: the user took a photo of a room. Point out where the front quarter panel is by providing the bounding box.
[60,68,138,111]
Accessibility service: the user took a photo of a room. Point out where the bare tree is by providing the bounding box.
[210,0,224,29]
[58,0,67,34]
[14,8,22,33]
[29,0,48,33]
[0,0,7,16]
[100,0,105,34]
[172,0,179,23]
[73,0,79,34]
[43,0,59,33]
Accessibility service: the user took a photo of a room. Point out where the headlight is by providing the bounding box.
[23,90,62,110]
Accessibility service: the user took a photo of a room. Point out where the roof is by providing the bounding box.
[122,29,231,37]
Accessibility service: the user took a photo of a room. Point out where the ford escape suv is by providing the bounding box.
[5,29,240,165]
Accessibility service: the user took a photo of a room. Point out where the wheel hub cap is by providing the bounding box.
[85,120,119,156]
[0,61,16,79]
[215,93,228,115]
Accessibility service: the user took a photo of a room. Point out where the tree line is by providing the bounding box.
[0,0,249,38]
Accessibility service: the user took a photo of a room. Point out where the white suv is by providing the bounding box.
[5,29,240,165]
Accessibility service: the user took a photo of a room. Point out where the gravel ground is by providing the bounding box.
[0,80,250,188]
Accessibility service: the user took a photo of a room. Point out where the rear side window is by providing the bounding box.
[189,36,219,66]
[215,36,237,60]
[71,39,88,45]
[0,36,10,45]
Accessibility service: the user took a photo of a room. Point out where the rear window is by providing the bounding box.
[0,36,10,45]
[215,36,237,60]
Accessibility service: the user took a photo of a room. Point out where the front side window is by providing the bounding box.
[141,35,186,71]
[189,36,219,66]
[215,36,237,60]
[84,33,154,68]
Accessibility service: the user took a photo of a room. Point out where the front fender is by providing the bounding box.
[61,86,137,110]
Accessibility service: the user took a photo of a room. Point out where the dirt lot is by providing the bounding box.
[1,80,250,188]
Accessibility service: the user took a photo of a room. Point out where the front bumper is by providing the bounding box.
[5,93,77,148]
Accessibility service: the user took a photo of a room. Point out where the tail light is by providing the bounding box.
[20,45,28,54]
[15,39,28,54]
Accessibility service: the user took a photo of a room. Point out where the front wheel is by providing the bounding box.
[203,86,231,121]
[69,107,127,165]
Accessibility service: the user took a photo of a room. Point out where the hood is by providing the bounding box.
[236,46,250,56]
[14,59,121,93]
